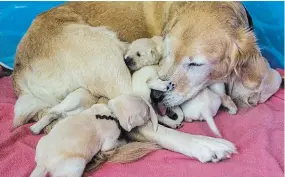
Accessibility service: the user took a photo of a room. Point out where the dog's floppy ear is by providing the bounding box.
[140,96,158,131]
[230,28,268,90]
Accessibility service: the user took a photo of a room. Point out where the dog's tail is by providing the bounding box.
[85,141,161,172]
[30,165,48,177]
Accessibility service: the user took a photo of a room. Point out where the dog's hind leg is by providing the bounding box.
[13,94,49,128]
[30,88,98,134]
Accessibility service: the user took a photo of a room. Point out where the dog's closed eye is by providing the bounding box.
[184,62,204,70]
[137,52,141,57]
[188,63,203,67]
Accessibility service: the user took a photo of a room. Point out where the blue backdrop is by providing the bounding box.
[0,1,284,69]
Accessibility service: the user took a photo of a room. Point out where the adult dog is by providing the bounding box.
[12,2,281,163]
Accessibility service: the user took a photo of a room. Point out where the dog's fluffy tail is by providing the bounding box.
[30,165,47,177]
[85,141,161,172]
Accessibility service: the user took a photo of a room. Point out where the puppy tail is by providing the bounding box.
[30,165,47,177]
[205,115,222,138]
[85,142,160,172]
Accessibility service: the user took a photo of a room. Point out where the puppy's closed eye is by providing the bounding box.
[137,52,141,57]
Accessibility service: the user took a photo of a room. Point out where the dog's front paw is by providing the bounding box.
[190,136,237,163]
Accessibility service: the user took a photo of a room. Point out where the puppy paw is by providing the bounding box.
[228,108,237,115]
[184,117,193,122]
[30,125,41,135]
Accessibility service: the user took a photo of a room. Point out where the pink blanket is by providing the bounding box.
[0,74,283,177]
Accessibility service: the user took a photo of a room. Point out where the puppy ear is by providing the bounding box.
[230,28,268,90]
[108,98,131,131]
[140,96,158,131]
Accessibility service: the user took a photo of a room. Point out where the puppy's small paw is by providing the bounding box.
[228,109,237,115]
[184,117,193,122]
[30,125,41,135]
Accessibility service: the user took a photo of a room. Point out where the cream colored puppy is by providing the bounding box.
[228,67,282,107]
[30,88,97,134]
[31,95,158,177]
[181,83,223,137]
[126,36,184,129]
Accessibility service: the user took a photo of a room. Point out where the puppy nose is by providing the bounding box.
[124,56,133,64]
[150,89,165,103]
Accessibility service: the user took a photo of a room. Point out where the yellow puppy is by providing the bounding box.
[31,95,159,177]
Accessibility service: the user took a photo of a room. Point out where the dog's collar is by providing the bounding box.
[95,114,121,130]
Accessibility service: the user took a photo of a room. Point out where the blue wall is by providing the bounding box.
[0,1,284,69]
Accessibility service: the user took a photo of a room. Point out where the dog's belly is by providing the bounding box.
[18,24,133,106]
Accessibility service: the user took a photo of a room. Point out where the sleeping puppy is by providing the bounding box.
[181,83,227,137]
[29,88,97,134]
[31,96,159,177]
[228,66,282,107]
[125,36,184,129]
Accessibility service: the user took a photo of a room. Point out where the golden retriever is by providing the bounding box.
[12,2,281,163]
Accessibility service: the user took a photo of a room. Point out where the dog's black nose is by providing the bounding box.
[150,89,165,103]
[124,56,133,65]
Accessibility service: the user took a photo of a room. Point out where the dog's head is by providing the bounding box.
[124,36,163,71]
[151,6,281,114]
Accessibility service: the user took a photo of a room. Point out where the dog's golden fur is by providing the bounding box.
[13,2,269,99]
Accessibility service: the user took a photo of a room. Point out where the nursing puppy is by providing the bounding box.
[29,88,97,134]
[13,2,280,163]
[126,36,184,129]
[181,83,232,137]
[31,97,159,177]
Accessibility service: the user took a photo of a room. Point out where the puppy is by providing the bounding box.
[181,83,226,137]
[126,36,184,129]
[228,67,282,107]
[31,95,158,177]
[30,88,97,134]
